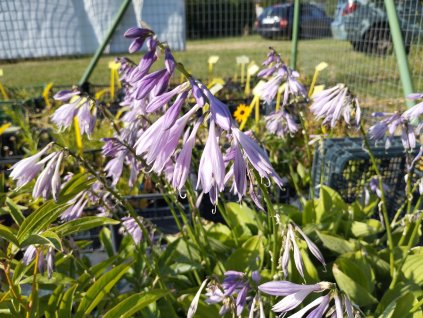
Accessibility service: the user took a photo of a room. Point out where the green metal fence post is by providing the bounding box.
[290,0,300,70]
[384,0,414,108]
[78,0,132,89]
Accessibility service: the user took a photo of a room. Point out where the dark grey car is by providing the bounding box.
[255,3,333,40]
[331,0,423,55]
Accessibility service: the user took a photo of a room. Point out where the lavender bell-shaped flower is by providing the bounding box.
[258,281,329,314]
[61,191,89,221]
[197,120,225,205]
[77,100,97,137]
[9,143,52,187]
[124,27,154,53]
[172,120,202,192]
[310,84,360,128]
[265,109,299,137]
[33,151,64,200]
[121,216,143,244]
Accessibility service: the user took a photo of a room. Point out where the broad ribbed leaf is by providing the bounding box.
[50,217,119,237]
[75,263,130,318]
[316,231,355,254]
[103,290,168,318]
[333,264,377,306]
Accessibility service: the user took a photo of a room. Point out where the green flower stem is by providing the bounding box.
[398,195,422,246]
[298,111,315,202]
[389,206,423,290]
[254,171,278,277]
[27,248,40,317]
[359,125,395,277]
[1,262,30,312]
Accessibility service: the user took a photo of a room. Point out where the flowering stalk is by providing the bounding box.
[359,125,395,276]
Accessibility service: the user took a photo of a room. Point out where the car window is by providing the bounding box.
[310,6,326,18]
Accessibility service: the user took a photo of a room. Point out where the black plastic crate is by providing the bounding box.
[312,137,421,214]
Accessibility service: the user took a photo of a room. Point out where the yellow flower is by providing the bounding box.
[233,104,249,123]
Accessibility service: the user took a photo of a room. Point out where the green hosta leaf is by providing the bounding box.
[50,217,119,237]
[45,284,64,318]
[225,202,257,232]
[336,254,375,293]
[58,284,78,318]
[377,282,423,315]
[19,272,75,285]
[17,201,70,242]
[316,231,355,254]
[99,227,115,257]
[76,256,118,291]
[402,254,423,285]
[333,263,377,306]
[0,224,19,246]
[180,296,220,318]
[5,197,25,226]
[20,234,52,248]
[75,263,130,318]
[381,292,423,318]
[103,290,168,318]
[225,235,264,271]
[351,220,382,238]
[41,231,62,250]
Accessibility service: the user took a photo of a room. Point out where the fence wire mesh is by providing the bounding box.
[185,0,423,107]
[1,0,422,108]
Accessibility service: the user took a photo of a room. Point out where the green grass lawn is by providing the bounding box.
[1,35,422,104]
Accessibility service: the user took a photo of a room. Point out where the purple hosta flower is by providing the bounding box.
[121,216,144,244]
[164,47,176,74]
[310,84,360,128]
[203,88,233,131]
[129,48,158,83]
[32,151,64,200]
[258,48,306,106]
[265,109,299,137]
[53,89,80,101]
[134,69,169,100]
[232,128,284,188]
[190,78,207,107]
[52,92,97,136]
[197,120,225,205]
[124,27,154,53]
[280,223,326,279]
[368,111,417,149]
[137,106,198,175]
[221,271,258,317]
[146,82,189,113]
[260,68,286,105]
[283,70,307,105]
[368,176,390,200]
[61,191,89,221]
[9,143,52,187]
[77,100,97,137]
[172,119,202,192]
[248,294,265,318]
[105,151,126,186]
[259,281,330,314]
[188,279,210,318]
[22,246,55,278]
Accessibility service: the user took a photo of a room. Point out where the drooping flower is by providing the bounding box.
[124,27,154,53]
[265,109,299,137]
[368,111,417,149]
[9,143,52,188]
[188,279,209,318]
[22,245,55,279]
[60,191,89,221]
[120,216,150,245]
[310,84,360,128]
[279,223,326,279]
[32,151,65,200]
[197,120,225,205]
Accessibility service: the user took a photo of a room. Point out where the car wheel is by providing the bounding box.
[364,26,393,56]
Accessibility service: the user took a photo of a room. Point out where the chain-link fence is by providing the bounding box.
[186,0,423,105]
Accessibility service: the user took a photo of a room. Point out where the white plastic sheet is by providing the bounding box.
[0,0,185,60]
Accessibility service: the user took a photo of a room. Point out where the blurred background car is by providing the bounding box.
[331,0,423,55]
[255,3,333,39]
